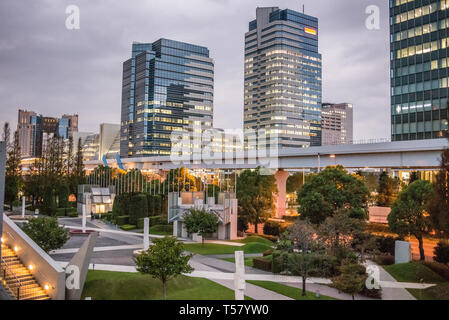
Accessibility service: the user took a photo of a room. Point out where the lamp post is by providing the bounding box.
[0,142,6,260]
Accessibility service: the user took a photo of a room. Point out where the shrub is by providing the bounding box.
[22,217,69,253]
[282,215,299,223]
[434,241,449,263]
[120,224,137,231]
[263,220,286,236]
[253,257,272,272]
[375,253,395,266]
[12,199,21,207]
[263,249,274,257]
[112,194,131,218]
[246,232,278,243]
[116,215,130,226]
[151,225,173,234]
[150,215,168,226]
[361,283,382,299]
[137,218,145,229]
[55,207,77,217]
[67,211,79,218]
[423,262,449,281]
[375,235,397,256]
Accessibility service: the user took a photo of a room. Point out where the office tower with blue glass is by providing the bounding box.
[120,39,214,158]
[244,7,322,149]
[390,0,449,141]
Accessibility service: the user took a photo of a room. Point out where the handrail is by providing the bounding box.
[1,257,22,299]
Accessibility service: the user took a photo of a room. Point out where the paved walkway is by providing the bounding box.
[208,253,263,259]
[365,260,416,300]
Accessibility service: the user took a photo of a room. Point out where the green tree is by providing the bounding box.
[408,171,420,184]
[286,220,317,296]
[376,172,400,207]
[58,183,70,208]
[428,133,449,238]
[332,262,366,300]
[4,129,23,208]
[297,166,370,224]
[134,236,193,299]
[42,186,56,216]
[286,172,305,193]
[236,168,277,233]
[183,209,219,246]
[388,180,434,261]
[22,217,69,253]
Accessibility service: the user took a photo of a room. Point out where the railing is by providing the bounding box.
[0,257,22,300]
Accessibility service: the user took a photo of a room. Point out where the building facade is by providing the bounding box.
[244,7,322,150]
[321,103,353,145]
[73,123,120,162]
[17,109,78,158]
[120,39,214,158]
[390,0,449,141]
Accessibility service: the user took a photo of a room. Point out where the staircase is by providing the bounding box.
[1,244,50,300]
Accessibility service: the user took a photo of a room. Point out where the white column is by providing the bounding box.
[143,217,150,251]
[234,250,246,300]
[82,204,86,233]
[21,196,25,218]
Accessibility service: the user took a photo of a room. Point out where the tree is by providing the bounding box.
[332,262,366,300]
[183,209,219,246]
[22,217,69,253]
[58,183,70,208]
[376,172,400,207]
[134,236,193,299]
[428,133,449,238]
[286,172,305,193]
[409,171,420,184]
[388,180,434,261]
[5,130,23,208]
[286,220,317,296]
[236,168,277,233]
[297,166,370,224]
[318,211,366,259]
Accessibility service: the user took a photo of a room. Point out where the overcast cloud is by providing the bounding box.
[0,0,391,140]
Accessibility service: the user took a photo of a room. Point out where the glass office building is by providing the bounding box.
[244,7,322,149]
[120,39,214,158]
[390,0,449,141]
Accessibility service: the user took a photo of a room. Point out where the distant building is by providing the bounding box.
[168,191,238,241]
[244,7,322,149]
[120,39,214,158]
[17,109,78,158]
[73,123,120,162]
[321,103,353,145]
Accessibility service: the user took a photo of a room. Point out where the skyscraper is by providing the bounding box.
[17,109,78,158]
[390,0,449,141]
[244,7,322,149]
[120,39,214,158]
[321,103,353,145]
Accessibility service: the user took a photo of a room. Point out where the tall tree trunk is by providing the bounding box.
[255,223,258,234]
[417,236,425,261]
[302,254,307,296]
[163,280,167,300]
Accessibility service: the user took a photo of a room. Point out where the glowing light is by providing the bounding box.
[330,154,336,158]
[14,246,19,252]
[305,27,317,35]
[0,237,4,243]
[44,284,50,291]
[28,265,34,271]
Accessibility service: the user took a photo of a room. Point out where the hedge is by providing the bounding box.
[150,215,168,226]
[423,262,449,281]
[116,215,130,226]
[55,207,77,217]
[129,194,148,225]
[120,224,137,231]
[375,253,395,266]
[253,257,272,272]
[263,220,287,236]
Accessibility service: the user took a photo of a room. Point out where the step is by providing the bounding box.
[19,291,48,300]
[21,294,50,301]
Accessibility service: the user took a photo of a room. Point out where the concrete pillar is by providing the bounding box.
[234,250,246,300]
[21,196,25,218]
[82,204,86,233]
[274,170,290,218]
[143,217,150,251]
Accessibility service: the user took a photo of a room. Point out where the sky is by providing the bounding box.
[0,0,391,141]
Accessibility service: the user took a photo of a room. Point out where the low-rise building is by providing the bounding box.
[168,191,238,241]
[77,185,115,215]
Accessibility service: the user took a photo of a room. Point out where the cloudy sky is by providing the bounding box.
[0,0,391,141]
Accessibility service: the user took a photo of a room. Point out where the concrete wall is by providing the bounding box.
[2,214,66,300]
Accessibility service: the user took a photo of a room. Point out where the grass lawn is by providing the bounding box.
[184,242,272,255]
[247,281,337,300]
[222,257,254,267]
[233,236,274,246]
[149,225,173,236]
[384,262,448,300]
[82,270,241,300]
